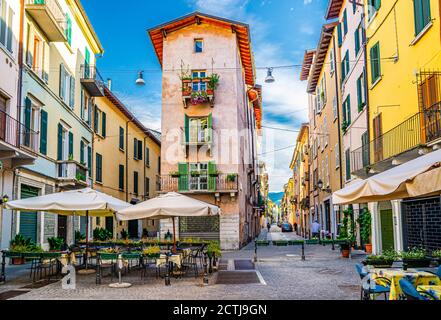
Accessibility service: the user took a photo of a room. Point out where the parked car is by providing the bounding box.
[281,223,293,233]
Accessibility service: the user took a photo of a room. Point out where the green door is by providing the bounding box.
[380,209,394,251]
[19,185,39,243]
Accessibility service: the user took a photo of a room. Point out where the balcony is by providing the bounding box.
[0,110,37,165]
[159,173,238,194]
[351,109,441,177]
[181,79,215,108]
[25,0,66,42]
[80,65,105,97]
[57,161,89,189]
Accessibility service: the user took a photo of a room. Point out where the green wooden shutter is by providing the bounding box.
[134,138,138,159]
[337,23,342,47]
[87,146,92,177]
[375,0,381,11]
[119,127,124,150]
[347,95,351,125]
[57,123,63,160]
[422,0,431,29]
[84,47,90,78]
[357,76,362,112]
[343,9,348,35]
[80,140,84,163]
[96,153,102,182]
[66,14,72,45]
[208,161,216,191]
[184,114,189,144]
[119,165,124,190]
[138,140,143,160]
[362,131,369,167]
[178,162,189,191]
[101,112,106,137]
[354,28,360,56]
[345,149,351,181]
[145,147,150,166]
[370,43,380,83]
[94,108,99,133]
[68,132,73,158]
[69,76,75,108]
[208,113,213,143]
[414,0,423,35]
[40,110,48,155]
[24,97,31,147]
[134,171,139,195]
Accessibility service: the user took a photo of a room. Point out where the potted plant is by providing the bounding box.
[364,250,397,268]
[341,120,350,133]
[431,249,441,265]
[169,171,181,178]
[74,230,85,243]
[357,208,372,254]
[9,235,43,264]
[209,170,220,177]
[120,229,129,240]
[142,246,161,259]
[190,170,201,177]
[207,73,220,92]
[93,227,113,242]
[47,237,64,251]
[227,173,238,182]
[401,247,431,268]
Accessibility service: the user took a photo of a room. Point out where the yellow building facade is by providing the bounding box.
[92,87,161,239]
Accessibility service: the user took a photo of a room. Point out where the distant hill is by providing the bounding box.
[269,192,284,204]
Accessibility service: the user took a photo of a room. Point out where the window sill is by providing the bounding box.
[410,21,433,46]
[95,181,103,185]
[370,76,382,90]
[119,148,125,153]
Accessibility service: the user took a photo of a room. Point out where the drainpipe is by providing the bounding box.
[361,4,371,171]
[17,0,24,123]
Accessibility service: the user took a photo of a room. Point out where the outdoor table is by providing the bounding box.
[370,268,441,300]
[417,285,441,300]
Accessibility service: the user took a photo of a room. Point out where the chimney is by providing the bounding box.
[107,78,112,91]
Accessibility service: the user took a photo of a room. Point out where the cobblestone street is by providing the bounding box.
[0,230,366,300]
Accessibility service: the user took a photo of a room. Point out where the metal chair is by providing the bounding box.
[399,278,436,300]
[96,253,117,284]
[182,247,202,278]
[355,263,390,300]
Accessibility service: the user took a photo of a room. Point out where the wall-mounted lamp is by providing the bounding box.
[317,180,332,194]
[0,194,9,204]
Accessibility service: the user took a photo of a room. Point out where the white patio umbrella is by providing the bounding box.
[116,192,220,252]
[5,188,131,273]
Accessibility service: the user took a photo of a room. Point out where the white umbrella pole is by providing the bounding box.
[78,210,94,275]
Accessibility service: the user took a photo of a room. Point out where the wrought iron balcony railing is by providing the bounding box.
[159,173,238,193]
[0,109,39,153]
[80,65,105,97]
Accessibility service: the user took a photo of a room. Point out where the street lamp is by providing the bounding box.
[317,180,332,193]
[265,68,275,83]
[135,71,146,86]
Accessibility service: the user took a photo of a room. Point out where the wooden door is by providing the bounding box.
[380,209,394,251]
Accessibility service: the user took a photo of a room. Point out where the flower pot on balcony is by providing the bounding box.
[11,257,25,265]
[182,79,192,83]
[207,89,214,95]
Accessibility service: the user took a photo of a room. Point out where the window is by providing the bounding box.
[325,155,329,187]
[0,0,14,53]
[345,149,351,181]
[413,0,431,36]
[335,143,340,169]
[23,97,40,151]
[158,156,161,174]
[357,72,366,112]
[187,115,212,144]
[119,165,124,190]
[368,0,381,20]
[134,138,143,160]
[93,107,106,137]
[354,23,362,57]
[80,90,91,125]
[101,112,106,137]
[341,51,350,82]
[361,131,369,167]
[323,116,328,147]
[96,153,103,183]
[145,147,150,167]
[343,95,351,126]
[133,171,139,195]
[332,96,338,120]
[194,39,203,53]
[316,76,326,112]
[192,70,207,92]
[145,177,150,198]
[59,64,75,108]
[337,23,342,47]
[80,139,89,167]
[370,42,381,84]
[329,48,335,74]
[189,163,208,191]
[56,123,73,176]
[119,127,124,150]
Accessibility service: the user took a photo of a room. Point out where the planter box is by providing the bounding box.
[289,240,305,246]
[256,241,270,246]
[11,257,25,265]
[272,241,289,246]
[402,258,432,268]
[305,239,319,245]
[320,239,334,245]
[365,259,394,268]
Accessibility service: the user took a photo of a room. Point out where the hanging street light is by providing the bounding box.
[135,71,146,86]
[265,67,275,83]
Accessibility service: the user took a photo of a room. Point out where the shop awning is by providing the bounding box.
[332,149,441,205]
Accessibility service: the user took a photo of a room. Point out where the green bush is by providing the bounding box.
[357,208,371,244]
[401,247,427,260]
[207,241,221,258]
[9,234,43,253]
[120,229,129,240]
[74,231,85,243]
[432,249,441,258]
[47,237,64,251]
[93,227,113,241]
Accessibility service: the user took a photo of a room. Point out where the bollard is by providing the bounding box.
[331,233,335,251]
[301,242,305,261]
[203,253,209,286]
[254,240,257,262]
[165,255,171,286]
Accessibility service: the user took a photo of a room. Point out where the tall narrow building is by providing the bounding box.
[148,12,262,249]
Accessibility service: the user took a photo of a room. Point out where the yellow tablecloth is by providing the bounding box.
[156,254,182,268]
[417,285,441,300]
[371,268,441,300]
[58,253,76,266]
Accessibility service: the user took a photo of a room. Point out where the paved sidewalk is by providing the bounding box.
[0,239,365,300]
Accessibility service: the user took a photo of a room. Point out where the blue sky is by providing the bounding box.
[82,0,329,192]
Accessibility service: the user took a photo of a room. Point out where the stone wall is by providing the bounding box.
[220,213,240,250]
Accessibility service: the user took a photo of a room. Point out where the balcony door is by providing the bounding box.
[189,117,208,143]
[420,74,441,142]
[373,114,383,162]
[189,163,208,191]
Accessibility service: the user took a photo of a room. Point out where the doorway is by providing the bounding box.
[105,217,114,237]
[128,220,139,239]
[19,185,39,243]
[380,209,394,251]
[324,200,331,234]
[58,216,67,242]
